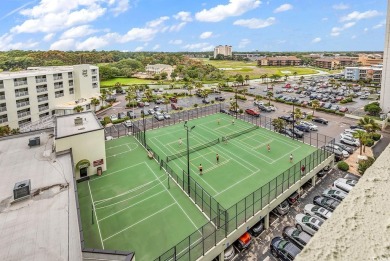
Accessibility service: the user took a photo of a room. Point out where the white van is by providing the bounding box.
[333,178,357,193]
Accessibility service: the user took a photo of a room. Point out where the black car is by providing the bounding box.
[288,127,304,138]
[127,110,136,119]
[282,226,312,250]
[259,105,271,112]
[350,125,365,130]
[288,192,300,205]
[215,96,225,101]
[312,117,328,125]
[313,196,340,212]
[334,142,354,154]
[249,219,264,237]
[220,109,229,114]
[295,124,310,132]
[117,112,126,119]
[202,99,210,104]
[279,115,295,123]
[270,236,301,261]
[279,129,297,138]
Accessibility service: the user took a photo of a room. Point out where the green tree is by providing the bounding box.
[266,91,273,105]
[358,116,381,133]
[272,118,286,132]
[284,74,289,81]
[90,97,100,111]
[74,105,84,113]
[236,74,244,85]
[293,108,303,120]
[364,102,381,116]
[293,71,298,78]
[230,100,239,112]
[245,75,250,84]
[353,130,368,155]
[311,100,320,116]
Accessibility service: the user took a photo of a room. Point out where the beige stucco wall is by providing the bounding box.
[55,129,106,179]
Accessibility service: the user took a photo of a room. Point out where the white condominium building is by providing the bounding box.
[344,65,382,83]
[0,64,100,129]
[213,45,232,58]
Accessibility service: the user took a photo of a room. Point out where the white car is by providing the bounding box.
[295,214,323,236]
[340,135,360,147]
[322,188,348,202]
[300,121,318,131]
[325,144,349,158]
[344,128,366,136]
[110,114,118,121]
[268,105,276,111]
[124,120,132,128]
[333,178,357,193]
[154,112,164,121]
[304,204,332,223]
[254,100,264,106]
[144,102,150,106]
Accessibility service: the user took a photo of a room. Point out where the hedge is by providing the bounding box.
[337,161,349,171]
[358,157,375,175]
[364,138,374,147]
[372,133,381,141]
[112,117,130,124]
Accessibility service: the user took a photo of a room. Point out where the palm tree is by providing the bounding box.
[358,116,381,133]
[90,97,100,111]
[266,91,273,105]
[144,89,153,101]
[353,130,368,155]
[74,105,84,113]
[311,100,320,116]
[245,75,250,85]
[293,71,298,78]
[347,83,353,97]
[195,82,203,91]
[284,74,289,82]
[293,108,303,120]
[272,118,286,133]
[230,100,239,112]
[187,85,194,95]
[334,82,341,90]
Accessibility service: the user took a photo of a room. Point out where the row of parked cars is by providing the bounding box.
[270,175,358,261]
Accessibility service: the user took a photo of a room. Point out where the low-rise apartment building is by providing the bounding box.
[258,56,302,66]
[358,53,383,66]
[0,64,100,129]
[315,57,358,69]
[344,65,382,83]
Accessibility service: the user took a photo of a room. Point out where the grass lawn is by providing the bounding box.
[100,77,158,87]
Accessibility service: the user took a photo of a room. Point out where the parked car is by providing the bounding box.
[123,120,132,128]
[340,135,360,147]
[312,117,328,125]
[313,196,340,211]
[303,204,332,223]
[268,105,276,111]
[295,214,323,236]
[333,142,354,154]
[245,108,260,117]
[333,178,357,193]
[137,101,145,107]
[339,107,349,112]
[171,103,179,110]
[169,97,178,103]
[222,245,236,261]
[110,114,118,121]
[220,109,229,114]
[270,236,301,260]
[300,121,318,131]
[273,200,290,215]
[117,112,126,119]
[322,188,348,202]
[279,129,297,138]
[295,124,310,132]
[215,96,225,101]
[288,128,304,138]
[254,100,264,106]
[147,108,155,115]
[144,101,150,106]
[282,226,312,250]
[234,232,252,251]
[154,112,165,121]
[259,104,272,112]
[249,219,264,237]
[126,110,136,119]
[350,125,365,130]
[163,112,171,119]
[155,99,163,104]
[288,192,300,205]
[279,115,295,123]
[202,99,210,104]
[325,144,349,158]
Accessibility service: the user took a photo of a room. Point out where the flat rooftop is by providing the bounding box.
[55,111,103,139]
[0,132,81,261]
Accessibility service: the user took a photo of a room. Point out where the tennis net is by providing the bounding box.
[224,125,259,140]
[166,138,220,162]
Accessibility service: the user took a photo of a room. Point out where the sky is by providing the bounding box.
[0,0,387,52]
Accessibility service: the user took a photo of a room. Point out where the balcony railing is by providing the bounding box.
[54,84,64,89]
[53,76,63,81]
[37,88,48,93]
[38,97,48,102]
[0,95,5,100]
[14,81,27,87]
[92,83,98,88]
[55,93,64,98]
[18,111,31,118]
[15,91,28,97]
[36,78,47,83]
[0,117,8,123]
[17,101,30,108]
[0,107,6,112]
[0,83,3,89]
[68,74,73,79]
[92,70,97,75]
[92,77,98,82]
[69,81,74,86]
[39,106,49,112]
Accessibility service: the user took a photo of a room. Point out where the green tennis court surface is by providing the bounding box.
[77,137,210,261]
[146,113,318,209]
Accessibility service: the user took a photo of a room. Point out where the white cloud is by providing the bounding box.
[364,27,369,32]
[312,37,321,43]
[274,4,293,13]
[183,42,213,51]
[110,0,130,16]
[60,25,97,39]
[173,11,192,22]
[134,46,144,51]
[146,16,169,28]
[0,1,36,21]
[152,44,160,50]
[119,27,158,42]
[200,31,213,39]
[238,38,251,48]
[373,19,386,29]
[195,0,261,22]
[233,17,276,29]
[76,36,110,50]
[169,22,187,32]
[43,33,55,41]
[332,3,349,10]
[351,35,357,39]
[169,39,183,45]
[50,38,75,50]
[340,10,381,22]
[331,22,355,36]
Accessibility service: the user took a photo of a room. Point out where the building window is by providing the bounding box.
[69,88,74,94]
[86,104,91,110]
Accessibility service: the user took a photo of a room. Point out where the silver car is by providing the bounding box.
[295,214,323,236]
[304,204,332,223]
[273,200,290,215]
[322,188,348,202]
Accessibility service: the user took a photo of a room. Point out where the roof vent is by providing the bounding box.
[74,117,83,126]
[13,180,31,201]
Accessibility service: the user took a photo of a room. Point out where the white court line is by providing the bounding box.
[88,181,104,249]
[107,149,134,158]
[189,158,230,175]
[214,169,261,196]
[106,142,135,150]
[98,190,166,222]
[103,203,176,242]
[90,161,147,182]
[96,180,167,210]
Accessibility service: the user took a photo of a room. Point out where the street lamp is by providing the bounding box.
[184,121,195,196]
[142,111,146,145]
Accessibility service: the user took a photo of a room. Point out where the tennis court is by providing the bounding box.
[146,113,318,209]
[77,136,210,261]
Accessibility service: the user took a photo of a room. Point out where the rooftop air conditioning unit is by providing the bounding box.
[13,180,31,201]
[74,117,83,126]
[28,137,40,147]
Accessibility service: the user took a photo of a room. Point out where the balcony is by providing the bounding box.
[38,96,48,102]
[92,70,97,75]
[53,76,63,81]
[15,91,29,98]
[0,117,8,123]
[68,73,73,79]
[37,88,48,93]
[55,93,64,98]
[14,81,27,87]
[0,83,3,89]
[39,106,49,112]
[36,78,47,83]
[18,111,31,118]
[92,83,98,88]
[69,81,74,86]
[17,101,30,108]
[0,107,6,112]
[54,84,64,89]
[92,77,98,82]
[0,95,5,100]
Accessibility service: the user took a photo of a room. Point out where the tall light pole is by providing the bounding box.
[142,111,146,145]
[184,121,195,196]
[292,102,295,140]
[235,85,238,119]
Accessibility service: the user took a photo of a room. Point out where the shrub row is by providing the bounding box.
[358,157,375,175]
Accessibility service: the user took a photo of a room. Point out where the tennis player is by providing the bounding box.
[267,144,270,152]
[216,153,219,163]
[179,138,182,147]
[199,164,203,175]
[289,154,293,163]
